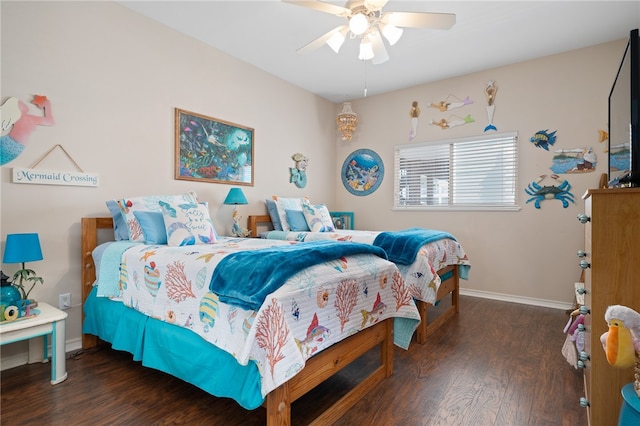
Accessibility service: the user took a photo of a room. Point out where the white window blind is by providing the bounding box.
[394,132,518,210]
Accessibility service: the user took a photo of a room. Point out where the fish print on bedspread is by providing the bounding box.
[111,237,420,398]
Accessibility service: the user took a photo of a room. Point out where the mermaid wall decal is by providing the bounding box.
[484,81,498,132]
[1,95,55,166]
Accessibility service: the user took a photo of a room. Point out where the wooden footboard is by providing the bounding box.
[80,217,393,426]
[415,265,459,344]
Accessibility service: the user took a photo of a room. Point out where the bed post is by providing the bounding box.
[81,217,113,349]
[415,265,460,344]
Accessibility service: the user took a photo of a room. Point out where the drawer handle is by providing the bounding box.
[576,288,587,295]
[579,260,591,269]
[577,360,586,369]
[579,351,590,361]
[579,306,590,315]
[577,214,590,224]
[577,250,587,258]
[579,397,589,408]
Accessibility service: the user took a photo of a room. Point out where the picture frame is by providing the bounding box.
[175,108,254,186]
[340,148,384,196]
[330,211,354,230]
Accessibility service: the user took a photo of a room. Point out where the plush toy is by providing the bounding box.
[600,305,640,369]
[562,313,585,368]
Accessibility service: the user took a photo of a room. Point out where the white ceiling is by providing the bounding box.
[119,1,640,103]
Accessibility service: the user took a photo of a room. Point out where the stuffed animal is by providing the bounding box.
[600,305,640,369]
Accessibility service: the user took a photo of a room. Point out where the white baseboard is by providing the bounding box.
[460,288,574,310]
[0,337,83,372]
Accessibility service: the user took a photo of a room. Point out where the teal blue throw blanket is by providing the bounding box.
[373,227,456,265]
[210,240,387,310]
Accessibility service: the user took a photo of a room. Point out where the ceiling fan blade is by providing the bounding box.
[296,25,346,54]
[283,1,352,17]
[381,11,456,30]
[370,30,389,64]
[364,0,389,12]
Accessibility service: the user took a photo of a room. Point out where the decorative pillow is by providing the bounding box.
[285,209,310,231]
[160,201,217,246]
[133,211,167,245]
[265,199,283,231]
[105,200,129,241]
[110,191,198,242]
[302,200,335,232]
[273,196,308,231]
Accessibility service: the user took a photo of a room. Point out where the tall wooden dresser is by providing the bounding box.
[579,187,640,425]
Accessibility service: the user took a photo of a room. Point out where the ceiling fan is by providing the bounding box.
[284,0,456,64]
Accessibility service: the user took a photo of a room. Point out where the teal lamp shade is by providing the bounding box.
[3,233,43,265]
[223,188,248,205]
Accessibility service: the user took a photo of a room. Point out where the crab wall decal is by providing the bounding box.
[525,174,575,208]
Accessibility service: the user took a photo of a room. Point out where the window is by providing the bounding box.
[394,132,518,210]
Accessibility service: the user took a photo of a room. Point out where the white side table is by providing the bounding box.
[0,302,68,384]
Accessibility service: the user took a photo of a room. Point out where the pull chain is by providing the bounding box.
[363,60,368,97]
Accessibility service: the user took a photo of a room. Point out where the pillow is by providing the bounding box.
[160,201,217,246]
[110,191,198,242]
[302,200,335,232]
[273,196,308,231]
[133,211,167,245]
[105,200,130,241]
[265,199,283,231]
[285,209,310,231]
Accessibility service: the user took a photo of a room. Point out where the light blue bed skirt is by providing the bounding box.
[82,286,264,410]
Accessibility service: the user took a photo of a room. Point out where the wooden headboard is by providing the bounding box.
[247,214,272,238]
[81,217,113,349]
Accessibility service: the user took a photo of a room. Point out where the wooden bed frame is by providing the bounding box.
[80,217,394,426]
[248,214,460,345]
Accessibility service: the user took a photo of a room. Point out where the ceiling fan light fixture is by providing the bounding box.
[349,13,369,36]
[326,28,347,53]
[381,23,403,45]
[358,38,374,61]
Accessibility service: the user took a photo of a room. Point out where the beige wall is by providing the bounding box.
[337,39,624,305]
[1,1,336,362]
[1,1,627,364]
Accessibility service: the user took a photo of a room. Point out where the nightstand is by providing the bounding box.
[0,302,68,384]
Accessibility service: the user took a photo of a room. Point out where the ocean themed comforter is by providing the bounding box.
[261,229,471,304]
[94,237,421,398]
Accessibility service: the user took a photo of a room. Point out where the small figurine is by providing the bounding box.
[289,153,309,188]
[231,209,251,238]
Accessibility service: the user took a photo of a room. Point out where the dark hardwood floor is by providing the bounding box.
[1,296,587,425]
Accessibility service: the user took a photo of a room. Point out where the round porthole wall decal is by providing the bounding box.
[341,149,384,196]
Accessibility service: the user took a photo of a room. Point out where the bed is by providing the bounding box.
[81,216,421,426]
[248,213,470,344]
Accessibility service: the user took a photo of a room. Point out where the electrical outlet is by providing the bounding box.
[59,293,71,310]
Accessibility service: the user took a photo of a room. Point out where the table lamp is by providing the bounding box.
[3,233,44,300]
[223,188,250,237]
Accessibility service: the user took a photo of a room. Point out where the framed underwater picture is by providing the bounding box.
[341,149,384,196]
[175,108,254,186]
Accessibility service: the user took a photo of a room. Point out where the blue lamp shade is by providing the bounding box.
[223,188,248,205]
[3,233,43,264]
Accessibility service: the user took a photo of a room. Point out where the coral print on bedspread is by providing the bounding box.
[106,237,420,398]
